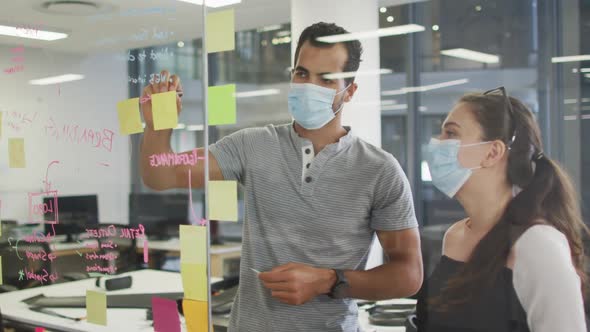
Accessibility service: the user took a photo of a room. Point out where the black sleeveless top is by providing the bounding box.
[415,255,530,332]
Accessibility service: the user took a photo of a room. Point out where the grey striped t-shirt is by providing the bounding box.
[209,123,417,332]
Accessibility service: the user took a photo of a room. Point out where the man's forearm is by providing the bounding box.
[140,127,176,190]
[335,259,423,301]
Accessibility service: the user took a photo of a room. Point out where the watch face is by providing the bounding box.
[332,282,348,299]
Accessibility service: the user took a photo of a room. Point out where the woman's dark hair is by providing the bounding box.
[429,92,589,310]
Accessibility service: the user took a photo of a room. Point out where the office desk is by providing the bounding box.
[0,268,413,332]
[137,239,242,277]
[0,269,222,332]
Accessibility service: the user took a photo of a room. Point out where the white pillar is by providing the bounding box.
[291,0,384,268]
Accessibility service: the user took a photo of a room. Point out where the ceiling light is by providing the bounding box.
[29,74,84,85]
[176,0,241,8]
[381,78,469,96]
[186,125,204,131]
[551,55,590,63]
[177,41,185,47]
[323,68,392,80]
[581,68,590,73]
[441,48,499,64]
[381,104,408,111]
[257,25,282,33]
[235,89,280,98]
[387,16,394,22]
[432,25,439,31]
[380,7,387,13]
[316,24,425,43]
[0,24,67,41]
[276,30,291,37]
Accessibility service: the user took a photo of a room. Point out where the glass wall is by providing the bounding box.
[1,0,588,330]
[377,0,590,227]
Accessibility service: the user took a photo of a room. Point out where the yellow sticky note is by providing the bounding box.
[206,9,235,53]
[179,225,207,264]
[183,299,210,332]
[208,84,236,126]
[117,98,143,135]
[152,91,178,130]
[8,138,25,168]
[86,290,107,326]
[208,181,238,221]
[181,263,208,301]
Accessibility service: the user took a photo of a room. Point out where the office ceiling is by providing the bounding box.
[0,0,291,53]
[0,0,426,54]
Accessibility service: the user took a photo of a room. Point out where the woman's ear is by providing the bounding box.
[481,140,507,167]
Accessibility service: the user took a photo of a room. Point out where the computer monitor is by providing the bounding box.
[44,195,99,242]
[129,193,189,239]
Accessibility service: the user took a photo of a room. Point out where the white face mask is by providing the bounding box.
[287,83,349,130]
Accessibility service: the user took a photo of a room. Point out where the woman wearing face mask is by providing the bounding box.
[415,87,588,332]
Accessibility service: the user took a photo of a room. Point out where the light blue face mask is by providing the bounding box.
[425,138,490,198]
[287,83,349,130]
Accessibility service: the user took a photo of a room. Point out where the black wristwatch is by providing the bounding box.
[327,269,349,299]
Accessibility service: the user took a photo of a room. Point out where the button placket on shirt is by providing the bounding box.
[300,145,336,197]
[301,144,314,183]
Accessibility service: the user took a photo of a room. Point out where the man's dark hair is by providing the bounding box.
[294,22,363,85]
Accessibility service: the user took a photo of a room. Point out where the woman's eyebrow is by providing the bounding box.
[443,121,461,129]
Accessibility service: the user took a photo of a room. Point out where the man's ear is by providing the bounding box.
[482,140,507,167]
[344,83,358,102]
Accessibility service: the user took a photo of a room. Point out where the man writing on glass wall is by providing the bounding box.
[140,22,422,331]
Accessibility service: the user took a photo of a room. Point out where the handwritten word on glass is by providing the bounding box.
[45,117,115,152]
[85,224,145,239]
[83,224,145,275]
[21,267,58,284]
[5,110,37,132]
[28,191,58,223]
[4,46,25,74]
[127,48,174,62]
[149,149,203,167]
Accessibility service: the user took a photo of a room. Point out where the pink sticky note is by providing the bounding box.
[152,297,181,332]
[35,328,45,332]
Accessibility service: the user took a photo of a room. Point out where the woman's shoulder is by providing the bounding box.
[512,223,573,275]
[514,223,569,255]
[442,219,468,256]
